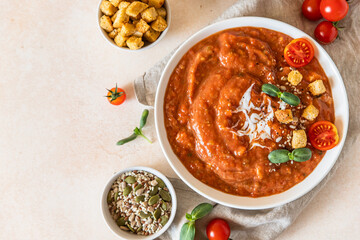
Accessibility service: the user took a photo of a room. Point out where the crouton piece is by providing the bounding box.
[114,34,128,47]
[113,11,127,28]
[156,7,167,18]
[109,0,122,7]
[126,1,148,17]
[141,7,158,22]
[119,1,131,9]
[308,80,326,96]
[111,10,119,22]
[275,109,293,124]
[148,0,164,8]
[108,28,119,38]
[120,23,136,36]
[302,104,319,121]
[292,130,307,149]
[133,31,143,38]
[151,16,167,32]
[100,1,118,16]
[131,14,142,21]
[288,70,303,86]
[136,19,150,33]
[100,15,114,32]
[126,36,144,50]
[144,28,160,42]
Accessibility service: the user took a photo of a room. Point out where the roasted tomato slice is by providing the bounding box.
[284,38,314,68]
[308,121,339,150]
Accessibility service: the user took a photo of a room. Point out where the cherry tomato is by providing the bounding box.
[302,0,322,21]
[206,218,230,240]
[106,85,126,105]
[314,21,338,44]
[320,0,349,22]
[308,121,339,150]
[284,38,314,68]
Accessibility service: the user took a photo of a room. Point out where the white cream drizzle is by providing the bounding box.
[233,83,274,149]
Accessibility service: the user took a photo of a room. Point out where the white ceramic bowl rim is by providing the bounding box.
[154,17,349,210]
[97,0,171,52]
[101,166,177,239]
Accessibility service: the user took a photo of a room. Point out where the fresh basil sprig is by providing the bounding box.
[117,109,152,145]
[262,83,300,106]
[268,148,312,163]
[180,203,213,240]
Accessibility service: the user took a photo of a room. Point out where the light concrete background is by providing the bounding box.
[0,0,359,239]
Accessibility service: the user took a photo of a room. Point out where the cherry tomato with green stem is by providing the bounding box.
[302,0,322,21]
[314,21,339,44]
[106,84,126,105]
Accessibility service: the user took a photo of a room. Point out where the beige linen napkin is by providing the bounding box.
[134,0,360,239]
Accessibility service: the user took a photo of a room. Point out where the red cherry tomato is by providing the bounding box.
[302,0,322,21]
[206,218,231,240]
[308,121,339,150]
[106,85,126,105]
[314,21,338,44]
[320,0,349,22]
[284,38,314,68]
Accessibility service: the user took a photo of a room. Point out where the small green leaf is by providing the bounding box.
[185,213,192,221]
[292,148,312,162]
[280,92,300,106]
[139,109,149,129]
[180,221,195,240]
[117,133,137,145]
[190,203,213,221]
[262,84,281,97]
[268,149,290,163]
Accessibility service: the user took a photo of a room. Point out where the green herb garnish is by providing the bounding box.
[117,109,152,145]
[180,203,213,240]
[262,83,300,106]
[268,148,312,164]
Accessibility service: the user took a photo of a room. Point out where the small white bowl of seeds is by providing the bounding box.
[101,166,177,239]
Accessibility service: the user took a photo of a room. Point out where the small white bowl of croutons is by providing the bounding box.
[98,0,171,51]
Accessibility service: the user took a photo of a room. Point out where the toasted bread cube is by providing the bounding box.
[126,36,144,50]
[292,130,307,149]
[111,10,119,22]
[126,1,148,17]
[113,10,128,28]
[144,28,160,42]
[100,15,114,32]
[100,1,118,16]
[141,7,158,22]
[133,31,143,38]
[136,19,150,33]
[130,14,142,21]
[120,23,136,36]
[108,28,119,38]
[151,16,167,32]
[302,104,319,121]
[148,0,164,8]
[156,7,166,18]
[114,34,128,47]
[109,0,121,7]
[308,80,326,96]
[119,1,131,9]
[275,109,293,124]
[288,70,303,86]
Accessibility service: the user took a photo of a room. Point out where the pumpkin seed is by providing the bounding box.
[159,190,171,202]
[161,202,168,211]
[136,226,142,233]
[149,185,158,196]
[116,217,125,226]
[135,195,145,203]
[123,186,132,196]
[155,177,165,188]
[125,176,136,184]
[148,195,160,205]
[107,191,112,204]
[160,215,169,226]
[114,192,120,201]
[140,211,151,218]
[153,208,161,220]
[133,184,143,192]
[120,226,130,231]
[125,222,135,232]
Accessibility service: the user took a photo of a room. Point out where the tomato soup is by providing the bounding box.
[164,27,334,197]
